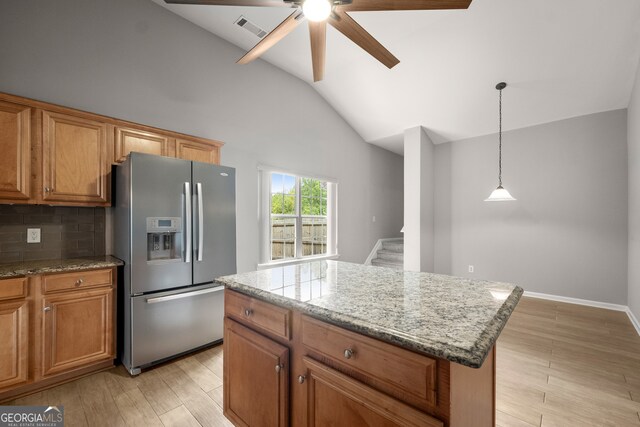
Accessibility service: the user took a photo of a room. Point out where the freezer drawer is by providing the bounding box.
[130,283,224,369]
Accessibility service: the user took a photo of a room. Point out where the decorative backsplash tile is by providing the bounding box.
[0,205,105,263]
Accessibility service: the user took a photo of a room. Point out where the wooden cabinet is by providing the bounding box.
[41,287,113,377]
[114,126,173,162]
[0,101,31,202]
[0,269,116,401]
[0,92,225,207]
[224,289,496,427]
[224,318,289,427]
[176,138,221,164]
[41,110,109,205]
[0,277,29,392]
[302,357,442,427]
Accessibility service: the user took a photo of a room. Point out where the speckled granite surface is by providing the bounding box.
[216,260,523,368]
[0,256,124,279]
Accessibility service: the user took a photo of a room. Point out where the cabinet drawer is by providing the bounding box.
[43,269,112,294]
[225,290,291,340]
[302,315,437,406]
[0,277,27,301]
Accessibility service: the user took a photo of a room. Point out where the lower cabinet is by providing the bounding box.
[0,268,116,401]
[41,287,114,377]
[223,318,289,427]
[0,300,29,390]
[224,289,495,427]
[302,357,442,427]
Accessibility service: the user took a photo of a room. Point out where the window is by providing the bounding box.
[260,169,337,265]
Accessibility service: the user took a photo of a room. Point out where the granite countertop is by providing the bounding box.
[0,256,124,279]
[216,260,523,368]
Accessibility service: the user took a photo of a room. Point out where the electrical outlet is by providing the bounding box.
[27,228,41,243]
[468,265,474,273]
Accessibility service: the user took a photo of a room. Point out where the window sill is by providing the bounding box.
[257,254,340,270]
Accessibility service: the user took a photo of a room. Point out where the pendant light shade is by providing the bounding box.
[485,82,516,202]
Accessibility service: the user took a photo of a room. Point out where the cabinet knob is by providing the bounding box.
[244,308,253,317]
[75,278,84,286]
[297,375,306,384]
[275,364,283,373]
[44,187,50,193]
[344,348,354,359]
[43,306,51,312]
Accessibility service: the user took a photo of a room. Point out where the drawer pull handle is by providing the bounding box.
[43,306,51,312]
[275,364,283,373]
[297,375,306,384]
[75,278,84,286]
[344,348,354,359]
[244,309,253,317]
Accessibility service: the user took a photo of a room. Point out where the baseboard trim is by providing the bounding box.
[523,291,640,336]
[627,308,640,336]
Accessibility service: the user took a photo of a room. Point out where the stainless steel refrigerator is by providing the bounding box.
[114,152,236,375]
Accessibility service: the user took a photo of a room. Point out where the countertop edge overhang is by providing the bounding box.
[216,261,523,369]
[0,256,124,279]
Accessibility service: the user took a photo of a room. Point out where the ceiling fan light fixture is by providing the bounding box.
[303,0,332,22]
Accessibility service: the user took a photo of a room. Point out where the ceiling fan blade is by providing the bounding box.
[309,21,327,82]
[164,0,291,7]
[237,11,304,64]
[338,0,472,12]
[328,10,399,69]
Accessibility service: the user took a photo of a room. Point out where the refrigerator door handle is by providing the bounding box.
[184,182,192,263]
[197,182,204,261]
[145,285,224,304]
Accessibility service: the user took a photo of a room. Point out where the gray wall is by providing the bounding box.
[435,110,628,304]
[0,206,105,262]
[628,65,640,319]
[0,0,404,272]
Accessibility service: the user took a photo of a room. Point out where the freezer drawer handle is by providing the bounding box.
[145,286,224,304]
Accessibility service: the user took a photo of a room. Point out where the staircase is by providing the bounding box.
[369,238,404,270]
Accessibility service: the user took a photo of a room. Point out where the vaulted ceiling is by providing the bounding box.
[153,0,640,154]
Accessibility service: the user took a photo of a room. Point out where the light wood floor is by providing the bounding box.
[6,296,640,426]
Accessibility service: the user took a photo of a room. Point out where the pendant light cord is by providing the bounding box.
[498,87,503,188]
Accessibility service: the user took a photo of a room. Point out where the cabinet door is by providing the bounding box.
[0,300,29,390]
[302,357,443,427]
[114,126,173,163]
[41,287,113,377]
[0,101,31,201]
[42,111,108,204]
[224,318,289,427]
[176,138,220,164]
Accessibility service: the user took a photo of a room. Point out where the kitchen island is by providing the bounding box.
[216,260,523,427]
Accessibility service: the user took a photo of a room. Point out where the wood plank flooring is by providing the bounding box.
[6,296,640,426]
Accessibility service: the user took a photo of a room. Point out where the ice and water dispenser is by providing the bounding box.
[146,217,182,262]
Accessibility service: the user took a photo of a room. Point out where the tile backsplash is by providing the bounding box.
[0,205,106,263]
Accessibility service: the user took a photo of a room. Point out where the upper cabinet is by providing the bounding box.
[41,111,109,205]
[0,92,224,207]
[114,126,173,163]
[176,138,221,164]
[0,101,31,202]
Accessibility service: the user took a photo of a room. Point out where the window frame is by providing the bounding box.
[258,166,338,268]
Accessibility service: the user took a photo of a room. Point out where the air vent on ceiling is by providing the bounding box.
[235,16,268,39]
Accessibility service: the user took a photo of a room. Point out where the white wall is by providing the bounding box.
[435,110,628,304]
[0,0,404,273]
[628,65,640,320]
[403,126,435,272]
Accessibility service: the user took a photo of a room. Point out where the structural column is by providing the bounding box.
[403,126,435,272]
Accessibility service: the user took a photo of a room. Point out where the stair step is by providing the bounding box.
[371,258,403,269]
[376,249,403,262]
[381,242,403,253]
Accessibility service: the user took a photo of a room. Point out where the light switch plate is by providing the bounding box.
[27,228,41,243]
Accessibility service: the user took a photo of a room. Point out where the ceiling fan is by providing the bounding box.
[165,0,473,82]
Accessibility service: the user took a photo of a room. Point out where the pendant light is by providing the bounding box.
[485,82,516,202]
